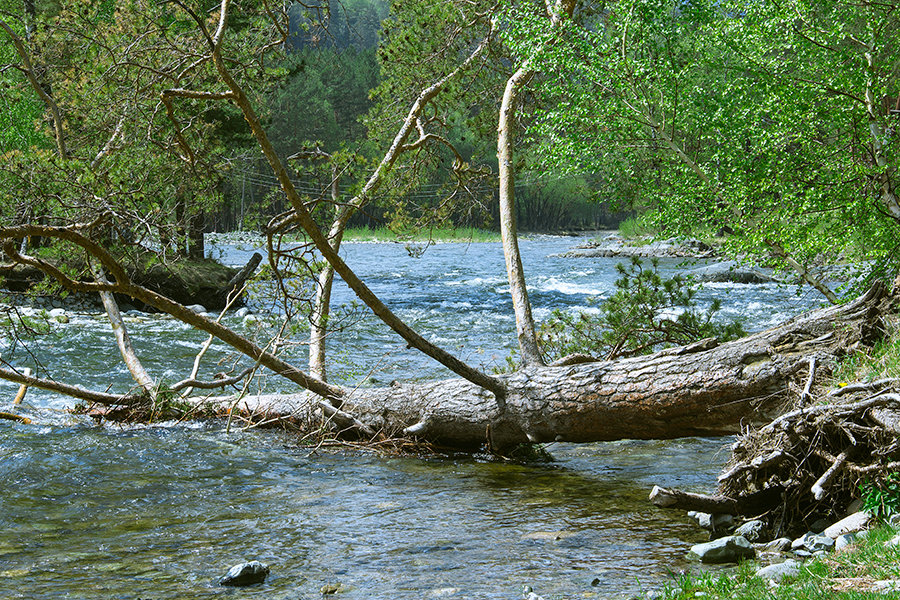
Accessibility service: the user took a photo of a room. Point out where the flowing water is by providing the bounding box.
[0,234,826,599]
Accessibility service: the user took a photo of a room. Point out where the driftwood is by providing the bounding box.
[197,281,895,450]
[707,388,900,534]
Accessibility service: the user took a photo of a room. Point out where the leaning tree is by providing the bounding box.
[2,0,897,452]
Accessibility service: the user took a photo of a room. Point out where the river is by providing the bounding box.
[0,234,825,599]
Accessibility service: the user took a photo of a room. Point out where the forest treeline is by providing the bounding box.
[1,0,897,277]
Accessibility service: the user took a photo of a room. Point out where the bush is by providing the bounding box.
[539,257,745,362]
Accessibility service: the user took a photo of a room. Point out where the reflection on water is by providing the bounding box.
[0,235,827,598]
[0,421,724,599]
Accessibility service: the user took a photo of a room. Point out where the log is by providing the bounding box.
[194,281,894,449]
[649,485,739,513]
[648,485,784,517]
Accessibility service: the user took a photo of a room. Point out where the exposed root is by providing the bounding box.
[717,384,900,536]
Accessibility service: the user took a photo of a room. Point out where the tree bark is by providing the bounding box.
[498,66,544,366]
[200,280,893,450]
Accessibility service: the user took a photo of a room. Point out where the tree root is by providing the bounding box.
[713,385,900,535]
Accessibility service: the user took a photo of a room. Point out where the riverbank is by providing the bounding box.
[649,520,900,599]
[642,302,900,599]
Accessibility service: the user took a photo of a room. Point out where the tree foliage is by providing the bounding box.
[505,0,900,295]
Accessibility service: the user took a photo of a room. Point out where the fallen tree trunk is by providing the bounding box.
[201,281,895,450]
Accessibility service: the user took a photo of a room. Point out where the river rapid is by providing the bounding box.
[0,234,825,599]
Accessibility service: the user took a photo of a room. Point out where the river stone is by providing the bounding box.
[234,307,250,318]
[734,519,766,542]
[823,511,871,538]
[689,535,755,563]
[756,559,801,583]
[186,304,207,314]
[219,560,269,586]
[835,533,859,551]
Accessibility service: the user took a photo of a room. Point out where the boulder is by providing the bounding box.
[689,535,756,564]
[219,560,269,587]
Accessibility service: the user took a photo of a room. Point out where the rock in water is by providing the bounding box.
[219,560,269,587]
[689,535,755,564]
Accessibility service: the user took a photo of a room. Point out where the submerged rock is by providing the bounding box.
[689,535,755,563]
[219,560,269,587]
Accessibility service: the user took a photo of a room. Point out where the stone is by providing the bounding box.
[734,520,766,542]
[835,533,858,551]
[823,511,871,539]
[219,560,269,587]
[755,559,801,583]
[687,511,734,533]
[689,535,756,564]
[757,537,792,552]
[791,532,834,554]
[186,304,207,314]
[235,307,250,318]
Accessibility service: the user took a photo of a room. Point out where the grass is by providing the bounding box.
[658,523,900,600]
[830,318,900,386]
[341,226,501,243]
